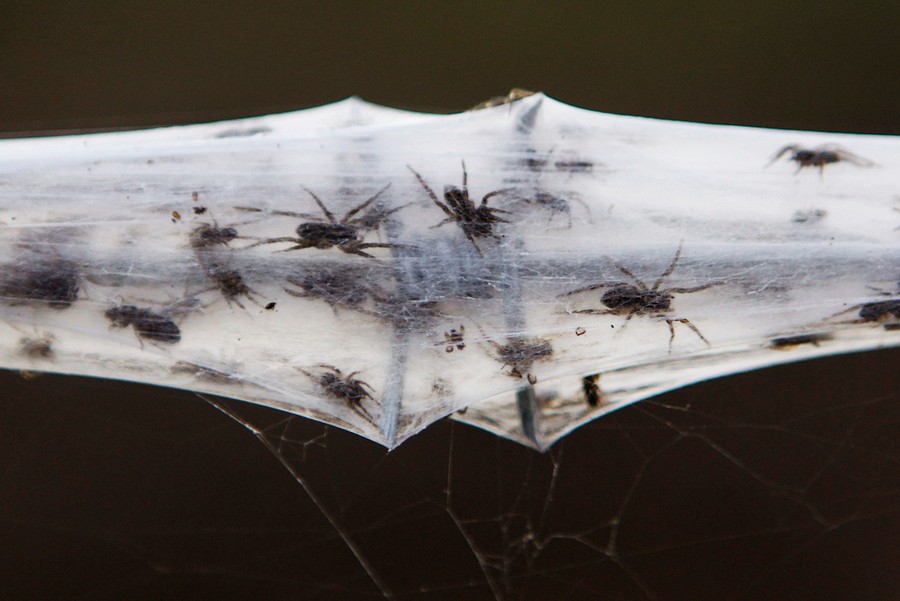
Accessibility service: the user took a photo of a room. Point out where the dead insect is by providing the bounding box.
[193,206,208,215]
[766,144,873,175]
[408,161,511,253]
[575,326,586,336]
[582,374,604,407]
[0,259,80,309]
[264,301,276,310]
[171,210,181,222]
[191,191,199,202]
[240,184,407,258]
[443,325,466,352]
[770,332,833,350]
[105,305,181,344]
[306,365,377,422]
[560,244,718,351]
[486,335,553,384]
[554,159,594,173]
[791,209,827,224]
[468,88,536,111]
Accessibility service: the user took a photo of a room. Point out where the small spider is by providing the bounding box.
[239,184,408,259]
[766,144,873,175]
[200,261,260,309]
[560,244,718,351]
[582,374,604,407]
[305,365,377,422]
[442,325,466,352]
[485,335,553,384]
[105,305,182,344]
[408,161,511,253]
[510,190,591,227]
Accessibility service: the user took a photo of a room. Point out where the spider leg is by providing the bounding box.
[608,258,648,292]
[559,281,612,297]
[301,187,338,224]
[666,318,710,352]
[765,144,799,167]
[572,308,614,316]
[408,166,456,218]
[668,282,722,294]
[233,206,319,220]
[652,243,684,291]
[462,229,484,256]
[430,217,457,229]
[344,248,377,259]
[341,183,391,222]
[482,188,516,205]
[243,236,305,249]
[460,159,468,192]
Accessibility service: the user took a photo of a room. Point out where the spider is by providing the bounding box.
[485,335,553,384]
[510,190,591,227]
[239,184,408,258]
[201,261,260,309]
[766,144,873,175]
[560,244,718,351]
[305,365,377,422]
[408,161,511,253]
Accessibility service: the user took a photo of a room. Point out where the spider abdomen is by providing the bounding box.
[297,222,358,246]
[602,286,672,313]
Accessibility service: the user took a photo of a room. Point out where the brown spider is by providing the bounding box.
[239,184,408,258]
[105,305,182,344]
[766,144,873,175]
[560,244,718,351]
[408,161,511,254]
[485,334,553,384]
[305,365,377,422]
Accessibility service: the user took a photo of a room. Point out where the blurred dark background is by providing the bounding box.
[1,3,898,600]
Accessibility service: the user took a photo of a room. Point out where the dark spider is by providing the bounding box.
[264,301,276,310]
[0,258,80,310]
[306,365,376,422]
[239,184,408,259]
[582,374,603,407]
[408,161,511,253]
[486,335,553,384]
[443,325,465,353]
[767,144,873,175]
[105,305,181,344]
[560,244,718,351]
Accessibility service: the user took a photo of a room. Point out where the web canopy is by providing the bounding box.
[0,95,897,449]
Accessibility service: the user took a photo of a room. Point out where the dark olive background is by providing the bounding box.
[1,3,898,600]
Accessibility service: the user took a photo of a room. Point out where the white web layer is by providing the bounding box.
[0,94,897,449]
